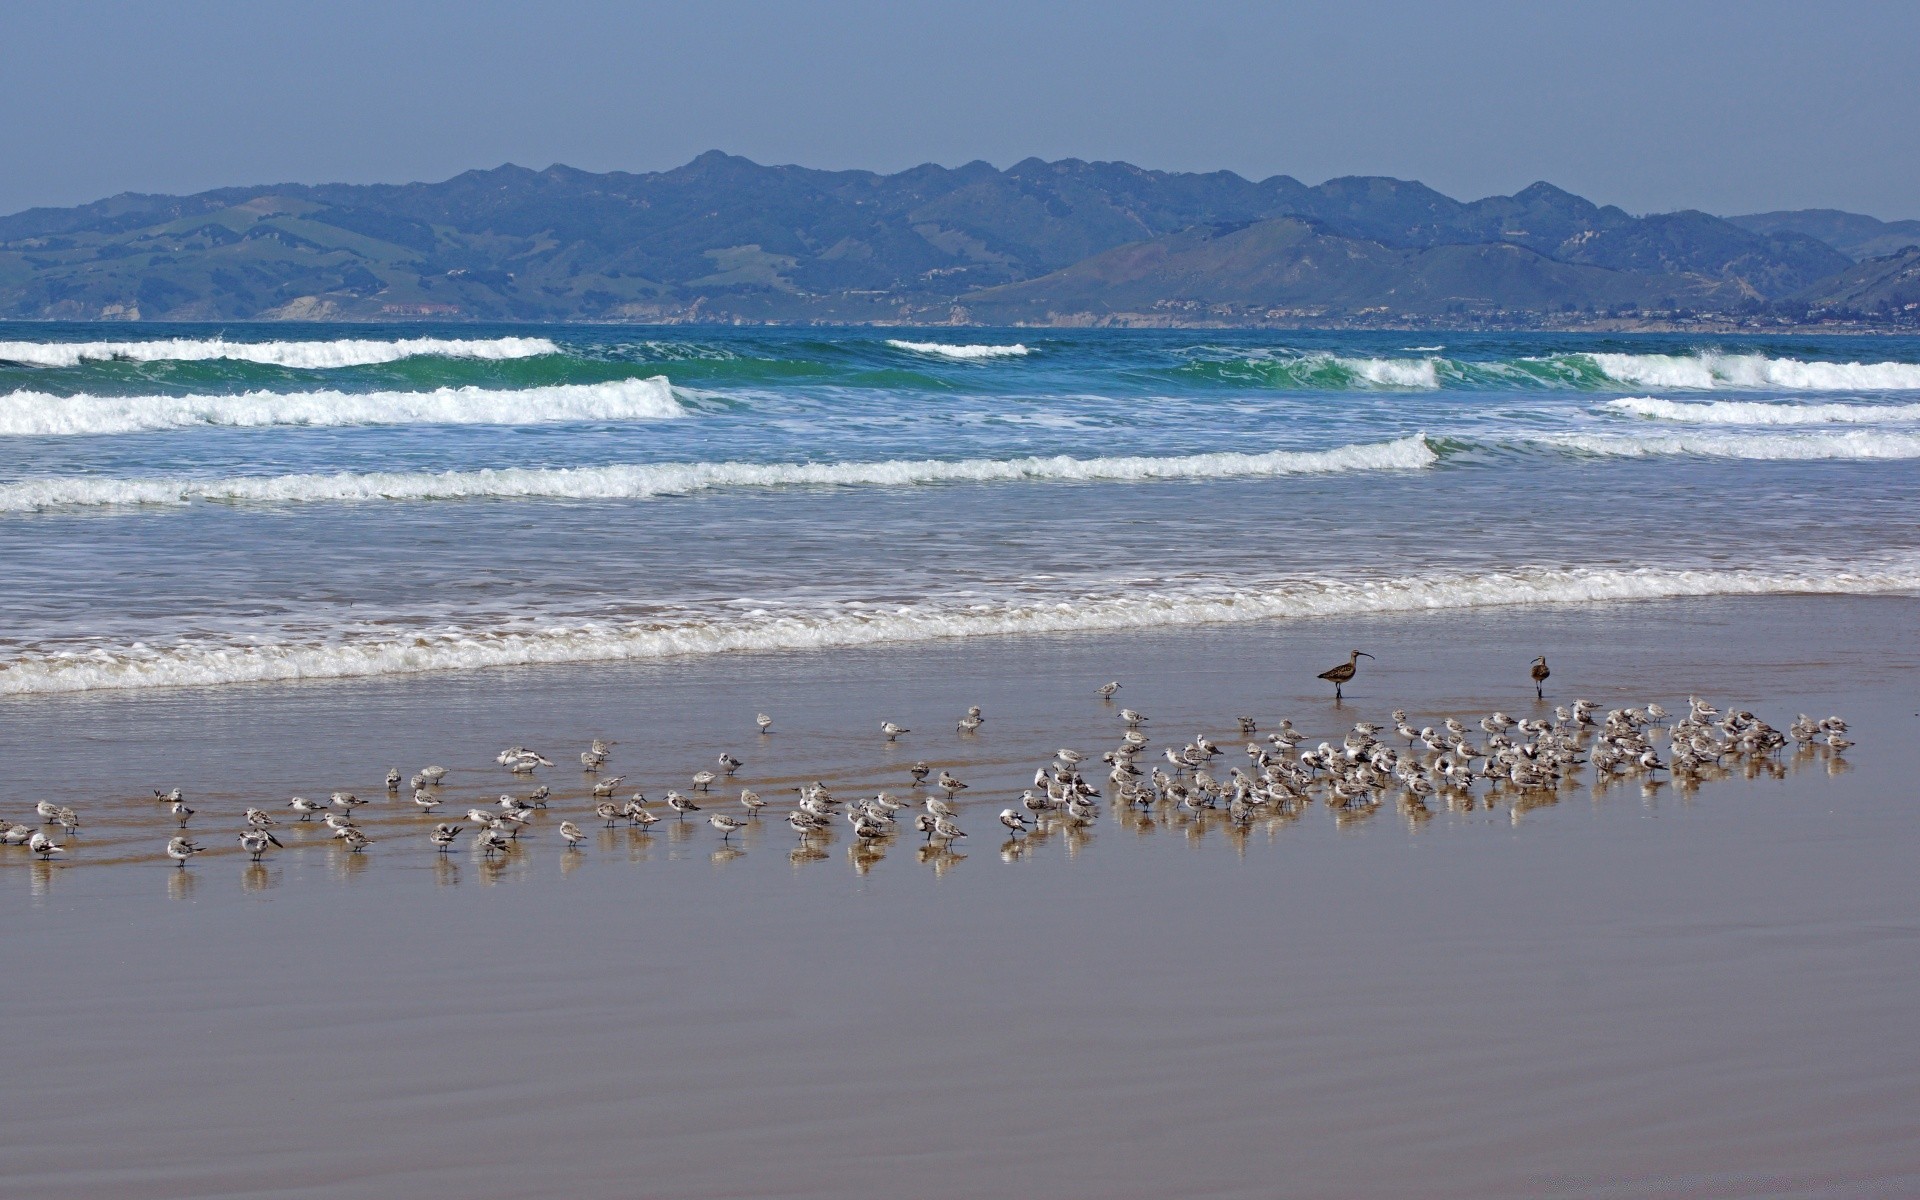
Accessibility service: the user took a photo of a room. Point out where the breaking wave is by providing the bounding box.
[1605,396,1920,424]
[1181,349,1920,393]
[0,335,560,370]
[5,558,1915,695]
[0,376,682,436]
[1585,352,1920,392]
[0,435,1436,512]
[1183,352,1443,389]
[886,340,1031,359]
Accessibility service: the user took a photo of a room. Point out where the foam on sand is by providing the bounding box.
[0,376,682,436]
[886,340,1031,359]
[5,557,1915,695]
[0,335,560,370]
[1604,397,1920,425]
[0,434,1434,512]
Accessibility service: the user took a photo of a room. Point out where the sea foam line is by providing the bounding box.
[0,335,560,370]
[0,435,1435,512]
[1605,397,1920,425]
[886,340,1031,359]
[0,375,681,436]
[4,559,1915,695]
[1539,429,1920,461]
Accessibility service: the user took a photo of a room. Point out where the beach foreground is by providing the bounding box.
[4,593,1917,1199]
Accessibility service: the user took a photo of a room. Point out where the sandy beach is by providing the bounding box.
[4,593,1916,1198]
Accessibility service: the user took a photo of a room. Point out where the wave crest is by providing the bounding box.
[0,376,681,436]
[1586,352,1920,392]
[1605,396,1920,424]
[0,335,559,370]
[4,558,1914,694]
[886,340,1030,359]
[0,435,1435,512]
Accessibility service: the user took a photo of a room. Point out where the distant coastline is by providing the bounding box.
[3,153,1914,332]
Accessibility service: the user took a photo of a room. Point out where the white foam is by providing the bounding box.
[1542,429,1920,461]
[1605,397,1920,425]
[886,340,1031,359]
[1339,356,1440,388]
[4,558,1913,695]
[0,376,682,436]
[0,335,560,370]
[1588,352,1920,392]
[0,435,1434,512]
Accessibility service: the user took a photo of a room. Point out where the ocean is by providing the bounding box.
[2,322,1919,695]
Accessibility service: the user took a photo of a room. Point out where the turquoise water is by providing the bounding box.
[1,323,1918,693]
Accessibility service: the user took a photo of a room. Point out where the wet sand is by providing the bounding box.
[3,594,1918,1199]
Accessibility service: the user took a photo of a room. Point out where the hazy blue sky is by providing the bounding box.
[2,0,1916,219]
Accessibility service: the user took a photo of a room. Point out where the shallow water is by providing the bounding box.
[4,596,1917,1198]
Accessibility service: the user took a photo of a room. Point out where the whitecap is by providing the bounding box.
[886,340,1031,359]
[1587,352,1920,392]
[0,335,560,370]
[0,375,681,436]
[0,435,1436,512]
[1605,397,1920,425]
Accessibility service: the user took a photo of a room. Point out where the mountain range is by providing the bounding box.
[0,152,1914,327]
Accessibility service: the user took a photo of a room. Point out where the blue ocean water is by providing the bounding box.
[1,323,1918,694]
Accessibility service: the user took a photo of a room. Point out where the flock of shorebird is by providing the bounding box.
[0,654,1856,875]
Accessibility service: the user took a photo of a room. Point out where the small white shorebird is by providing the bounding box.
[999,808,1029,835]
[430,824,462,852]
[666,791,701,819]
[28,830,65,860]
[1120,708,1147,727]
[624,798,660,829]
[718,753,742,776]
[419,765,449,786]
[413,789,440,812]
[709,813,745,841]
[238,829,282,861]
[936,771,968,797]
[1097,680,1121,698]
[931,816,967,843]
[287,796,324,820]
[593,802,622,827]
[881,721,910,741]
[925,796,957,820]
[385,768,402,791]
[690,769,717,792]
[171,798,195,826]
[243,808,274,830]
[908,762,931,786]
[739,788,765,817]
[756,712,774,734]
[558,820,586,848]
[165,836,204,867]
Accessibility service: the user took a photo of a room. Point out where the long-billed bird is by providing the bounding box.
[1317,650,1373,700]
[1531,655,1551,699]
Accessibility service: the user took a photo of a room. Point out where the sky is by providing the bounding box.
[2,0,1916,220]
